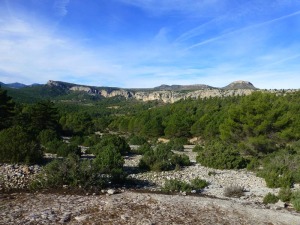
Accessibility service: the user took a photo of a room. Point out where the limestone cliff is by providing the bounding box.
[45,80,262,103]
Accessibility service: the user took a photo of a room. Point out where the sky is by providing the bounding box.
[0,0,300,89]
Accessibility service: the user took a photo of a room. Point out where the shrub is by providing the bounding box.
[190,178,209,189]
[163,179,192,192]
[44,140,81,157]
[135,143,152,155]
[192,145,204,152]
[278,188,292,202]
[93,144,125,181]
[263,193,279,204]
[163,177,208,193]
[196,141,248,169]
[30,154,105,190]
[138,143,191,172]
[224,185,245,198]
[246,158,260,171]
[70,135,85,146]
[90,134,130,156]
[291,190,300,211]
[167,138,187,151]
[129,135,148,145]
[57,143,81,157]
[0,126,43,164]
[38,129,60,145]
[171,154,191,167]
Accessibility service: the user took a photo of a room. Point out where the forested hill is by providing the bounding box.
[2,79,298,103]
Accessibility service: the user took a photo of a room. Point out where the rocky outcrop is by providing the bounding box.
[223,80,257,90]
[46,80,298,103]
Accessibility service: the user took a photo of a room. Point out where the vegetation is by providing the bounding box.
[139,143,190,172]
[263,193,279,204]
[278,188,292,202]
[223,185,245,198]
[30,154,106,190]
[163,178,208,193]
[196,141,248,169]
[1,84,300,193]
[291,190,300,211]
[0,126,43,164]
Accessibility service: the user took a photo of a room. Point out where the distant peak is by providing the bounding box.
[223,80,257,90]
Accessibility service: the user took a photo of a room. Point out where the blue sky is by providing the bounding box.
[1,0,300,88]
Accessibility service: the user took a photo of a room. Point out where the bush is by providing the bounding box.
[246,158,260,171]
[38,129,60,145]
[163,179,192,192]
[163,177,208,193]
[263,193,279,204]
[196,141,248,169]
[167,138,187,151]
[291,190,300,211]
[93,144,125,181]
[190,178,209,189]
[30,154,106,190]
[90,134,130,156]
[129,135,148,145]
[278,188,292,202]
[44,140,81,157]
[171,154,191,167]
[224,185,245,198]
[57,143,81,157]
[192,145,204,152]
[139,143,190,172]
[0,126,43,164]
[135,143,152,155]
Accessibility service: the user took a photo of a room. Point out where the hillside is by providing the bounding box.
[2,80,299,103]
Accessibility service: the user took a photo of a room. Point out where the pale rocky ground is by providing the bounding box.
[1,146,300,224]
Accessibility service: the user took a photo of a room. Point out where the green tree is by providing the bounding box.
[0,126,43,164]
[93,144,125,180]
[90,134,130,156]
[0,87,15,130]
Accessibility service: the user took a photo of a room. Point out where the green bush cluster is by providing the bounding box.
[139,143,190,172]
[278,188,292,202]
[263,193,279,204]
[167,138,188,151]
[135,143,152,155]
[90,134,130,156]
[261,188,300,211]
[292,190,300,211]
[163,177,208,193]
[196,141,248,170]
[44,140,81,157]
[30,154,105,190]
[257,146,300,188]
[129,135,148,145]
[0,126,43,164]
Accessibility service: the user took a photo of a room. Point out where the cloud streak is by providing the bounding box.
[54,0,70,17]
[185,9,300,50]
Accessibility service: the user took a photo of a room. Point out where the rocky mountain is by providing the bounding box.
[0,82,42,89]
[223,80,257,90]
[0,82,27,89]
[153,84,215,91]
[46,80,259,103]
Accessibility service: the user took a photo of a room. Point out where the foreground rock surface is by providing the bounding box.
[1,191,299,225]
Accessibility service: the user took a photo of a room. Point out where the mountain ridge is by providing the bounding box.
[3,80,298,104]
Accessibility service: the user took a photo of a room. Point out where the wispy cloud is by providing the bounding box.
[186,9,300,50]
[53,0,70,17]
